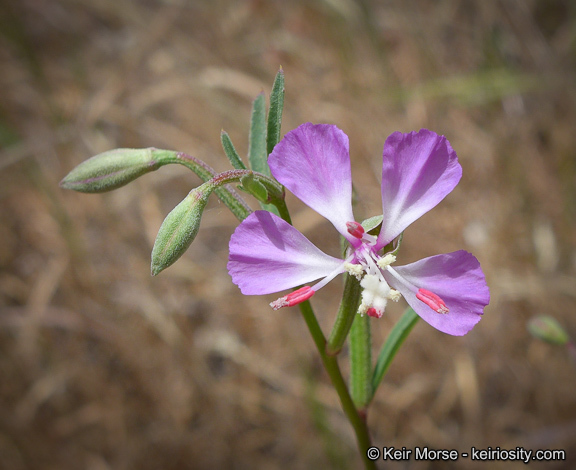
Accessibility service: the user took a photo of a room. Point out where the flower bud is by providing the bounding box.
[527,315,570,345]
[151,185,211,276]
[60,148,161,193]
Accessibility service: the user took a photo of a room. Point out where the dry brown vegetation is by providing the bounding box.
[1,1,576,469]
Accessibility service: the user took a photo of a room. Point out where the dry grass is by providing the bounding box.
[1,0,576,469]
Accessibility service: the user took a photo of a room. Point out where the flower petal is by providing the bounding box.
[377,129,462,248]
[268,123,356,242]
[385,251,489,335]
[228,211,343,295]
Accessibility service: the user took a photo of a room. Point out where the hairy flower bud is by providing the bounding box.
[528,315,570,345]
[151,185,211,276]
[60,148,162,193]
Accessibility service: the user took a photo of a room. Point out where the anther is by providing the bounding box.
[416,288,449,314]
[344,262,364,280]
[377,254,396,269]
[270,286,315,310]
[346,221,365,239]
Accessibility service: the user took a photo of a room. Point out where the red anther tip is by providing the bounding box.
[346,221,365,239]
[270,286,315,310]
[366,307,383,318]
[416,288,449,314]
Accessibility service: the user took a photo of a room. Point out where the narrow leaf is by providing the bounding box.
[248,92,280,215]
[266,67,285,155]
[371,308,419,399]
[248,92,269,176]
[221,130,247,170]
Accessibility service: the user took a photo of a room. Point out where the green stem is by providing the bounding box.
[171,152,252,221]
[349,314,373,411]
[210,167,289,221]
[326,274,362,356]
[276,192,374,469]
[297,301,376,470]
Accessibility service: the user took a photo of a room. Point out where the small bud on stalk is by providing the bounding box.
[151,184,212,276]
[60,148,162,193]
[528,315,570,345]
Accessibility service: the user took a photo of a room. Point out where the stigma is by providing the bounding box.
[416,288,449,314]
[346,221,365,239]
[270,286,315,310]
[358,274,400,318]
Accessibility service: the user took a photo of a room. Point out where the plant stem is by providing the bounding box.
[349,314,373,410]
[172,152,252,221]
[297,300,376,470]
[277,197,374,469]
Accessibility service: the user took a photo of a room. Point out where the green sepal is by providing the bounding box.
[371,307,419,401]
[266,67,285,155]
[248,92,269,176]
[361,215,383,236]
[221,130,247,170]
[360,215,403,255]
[60,148,163,193]
[238,173,269,203]
[151,183,211,276]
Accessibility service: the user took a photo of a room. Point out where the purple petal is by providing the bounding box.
[377,129,462,248]
[228,211,343,295]
[385,251,489,335]
[268,123,356,242]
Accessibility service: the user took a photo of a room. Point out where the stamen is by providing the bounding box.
[346,221,365,239]
[388,289,401,301]
[416,288,449,314]
[377,254,396,269]
[344,262,364,280]
[270,286,314,310]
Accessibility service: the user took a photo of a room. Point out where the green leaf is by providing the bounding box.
[248,92,280,216]
[248,92,269,176]
[371,307,419,400]
[151,184,211,275]
[221,130,247,170]
[238,173,268,203]
[266,67,285,155]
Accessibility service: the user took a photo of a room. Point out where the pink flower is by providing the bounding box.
[228,123,489,335]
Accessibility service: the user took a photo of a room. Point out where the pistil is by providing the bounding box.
[270,286,315,310]
[416,288,449,314]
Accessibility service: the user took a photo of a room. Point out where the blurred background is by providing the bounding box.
[1,0,575,469]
